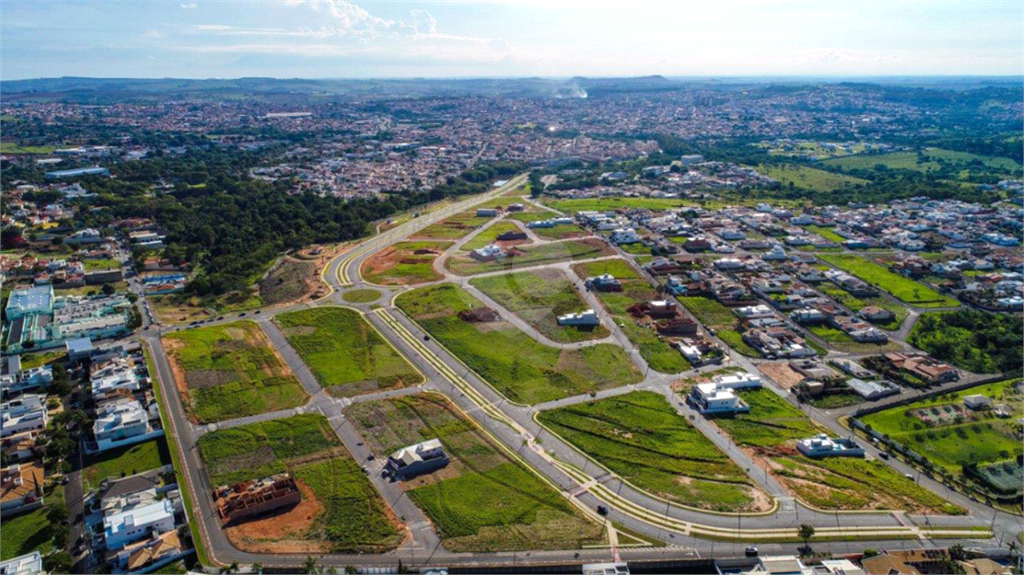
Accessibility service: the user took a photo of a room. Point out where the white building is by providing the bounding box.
[963,394,992,410]
[556,309,601,327]
[690,383,749,414]
[715,372,763,390]
[93,400,156,452]
[0,551,45,575]
[0,395,48,438]
[610,228,641,244]
[470,244,505,261]
[795,434,865,458]
[733,304,776,320]
[103,498,176,551]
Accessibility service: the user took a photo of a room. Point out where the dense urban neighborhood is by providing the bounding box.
[1,75,1022,575]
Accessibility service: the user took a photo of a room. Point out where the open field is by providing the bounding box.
[531,223,591,240]
[0,142,57,154]
[83,438,172,489]
[1,485,63,561]
[573,258,641,280]
[470,269,610,343]
[543,197,689,213]
[259,257,318,306]
[411,210,493,240]
[676,296,736,329]
[162,321,308,423]
[447,238,615,276]
[755,164,869,191]
[806,225,847,245]
[361,240,452,285]
[712,390,964,513]
[822,148,1021,174]
[149,294,216,325]
[908,309,1023,374]
[859,379,1023,472]
[820,254,959,307]
[198,414,344,486]
[199,414,403,553]
[82,258,123,271]
[538,391,769,512]
[714,388,822,447]
[396,284,641,404]
[462,221,526,251]
[348,393,604,552]
[275,307,422,398]
[341,288,381,303]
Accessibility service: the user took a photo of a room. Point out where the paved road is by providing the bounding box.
[138,179,1019,571]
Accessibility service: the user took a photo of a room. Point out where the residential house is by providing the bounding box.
[387,438,449,479]
[103,498,176,551]
[0,462,44,514]
[557,310,601,327]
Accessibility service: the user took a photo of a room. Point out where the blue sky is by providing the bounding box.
[2,0,1022,80]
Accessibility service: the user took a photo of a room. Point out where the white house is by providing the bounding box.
[715,372,762,390]
[796,434,865,458]
[93,400,157,452]
[0,551,44,575]
[963,394,992,410]
[103,498,176,551]
[762,245,789,261]
[556,310,601,327]
[690,383,749,414]
[470,244,505,261]
[0,395,48,439]
[610,228,641,244]
[733,304,776,320]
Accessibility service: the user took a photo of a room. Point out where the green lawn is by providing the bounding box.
[714,388,821,447]
[543,197,688,213]
[806,225,846,244]
[18,350,66,369]
[396,284,641,404]
[83,258,123,271]
[822,148,1021,174]
[470,269,609,343]
[348,394,603,552]
[163,321,308,423]
[530,223,590,240]
[83,439,172,489]
[291,457,404,552]
[197,413,342,486]
[859,379,1023,472]
[573,258,641,280]
[808,325,853,343]
[677,296,736,329]
[462,221,525,251]
[821,254,959,307]
[447,238,615,276]
[275,307,422,398]
[538,391,766,512]
[341,288,381,303]
[717,329,763,357]
[362,240,451,285]
[755,164,869,191]
[411,210,493,240]
[1,485,63,561]
[0,142,57,154]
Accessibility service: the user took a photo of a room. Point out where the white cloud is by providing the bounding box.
[180,3,197,9]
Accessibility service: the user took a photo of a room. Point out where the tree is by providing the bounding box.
[948,543,966,561]
[862,548,879,558]
[43,552,73,574]
[302,556,319,574]
[252,562,263,575]
[101,283,116,295]
[47,500,70,524]
[798,523,815,546]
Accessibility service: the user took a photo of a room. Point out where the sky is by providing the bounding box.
[2,0,1022,80]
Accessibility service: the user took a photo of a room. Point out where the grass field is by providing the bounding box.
[806,225,846,245]
[859,379,1023,472]
[447,238,615,276]
[676,296,736,329]
[274,307,422,398]
[82,258,123,271]
[18,350,66,369]
[573,258,641,280]
[362,240,451,285]
[531,223,590,240]
[538,391,767,512]
[198,414,343,486]
[822,148,1021,174]
[821,254,959,307]
[755,164,869,191]
[462,221,525,251]
[199,414,402,551]
[411,210,493,240]
[396,284,641,404]
[1,485,63,561]
[714,388,821,447]
[470,269,610,343]
[341,288,381,303]
[163,321,308,423]
[543,197,688,213]
[83,438,172,488]
[0,142,57,154]
[291,457,404,552]
[348,394,604,551]
[718,329,764,357]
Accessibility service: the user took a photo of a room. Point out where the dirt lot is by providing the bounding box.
[757,362,805,390]
[224,480,331,554]
[259,257,318,306]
